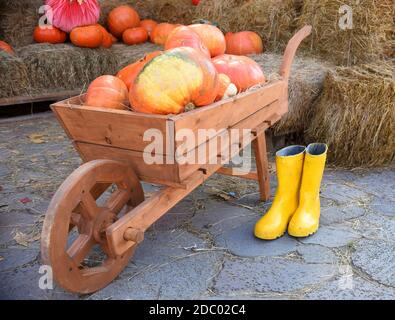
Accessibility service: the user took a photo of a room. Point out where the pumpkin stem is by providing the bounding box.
[184,102,196,112]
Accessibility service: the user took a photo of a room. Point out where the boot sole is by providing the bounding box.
[288,228,318,238]
[254,231,286,241]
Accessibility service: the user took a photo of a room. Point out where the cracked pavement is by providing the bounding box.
[0,112,394,300]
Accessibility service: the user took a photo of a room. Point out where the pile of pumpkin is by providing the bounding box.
[0,2,266,115]
[84,5,266,115]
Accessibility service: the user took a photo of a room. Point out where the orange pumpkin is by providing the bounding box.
[110,33,118,43]
[96,24,113,48]
[0,40,14,55]
[85,75,128,110]
[107,5,140,38]
[33,26,67,44]
[116,51,162,89]
[140,19,158,35]
[130,47,219,114]
[150,23,178,45]
[165,26,210,58]
[122,27,148,45]
[212,54,265,92]
[70,25,103,48]
[189,24,226,57]
[225,31,263,55]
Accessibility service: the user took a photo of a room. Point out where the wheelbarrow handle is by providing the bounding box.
[279,25,312,80]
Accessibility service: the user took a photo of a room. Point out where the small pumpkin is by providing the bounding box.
[165,26,210,58]
[130,47,219,114]
[96,24,113,48]
[70,24,103,48]
[122,27,148,45]
[33,26,67,44]
[0,40,14,55]
[85,75,128,109]
[140,19,158,35]
[215,73,237,101]
[116,51,162,89]
[107,5,140,38]
[189,24,226,57]
[150,23,178,45]
[225,31,263,55]
[212,54,265,92]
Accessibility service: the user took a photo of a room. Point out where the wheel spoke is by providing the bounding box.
[106,189,131,214]
[67,234,96,266]
[80,193,99,221]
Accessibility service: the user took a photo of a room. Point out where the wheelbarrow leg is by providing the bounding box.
[253,131,270,201]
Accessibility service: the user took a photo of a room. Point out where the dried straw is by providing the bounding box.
[250,52,329,135]
[2,42,160,97]
[306,62,395,167]
[142,0,195,24]
[17,44,117,92]
[0,51,31,98]
[0,0,41,47]
[298,0,395,65]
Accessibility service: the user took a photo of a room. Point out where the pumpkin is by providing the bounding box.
[107,5,140,38]
[70,25,103,48]
[215,73,237,101]
[189,24,226,57]
[130,47,219,114]
[140,19,158,35]
[96,24,113,48]
[116,51,162,89]
[45,0,100,33]
[122,27,148,45]
[212,54,265,92]
[150,23,178,45]
[0,40,14,55]
[85,75,128,109]
[33,26,67,44]
[110,33,118,43]
[165,26,210,58]
[225,31,263,55]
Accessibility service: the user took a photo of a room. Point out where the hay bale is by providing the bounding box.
[0,52,32,98]
[17,44,118,93]
[299,0,395,65]
[142,0,195,24]
[306,62,395,167]
[194,0,300,51]
[0,0,41,47]
[11,42,160,96]
[250,53,329,135]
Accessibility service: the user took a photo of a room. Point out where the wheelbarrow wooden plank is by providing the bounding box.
[52,102,172,154]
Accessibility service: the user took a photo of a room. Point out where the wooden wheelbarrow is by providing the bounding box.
[41,26,312,293]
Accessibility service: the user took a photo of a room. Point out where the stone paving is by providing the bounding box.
[0,113,394,300]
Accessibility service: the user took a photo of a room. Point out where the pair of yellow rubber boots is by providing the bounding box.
[255,143,328,239]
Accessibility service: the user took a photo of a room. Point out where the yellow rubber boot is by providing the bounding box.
[288,143,328,237]
[254,145,305,240]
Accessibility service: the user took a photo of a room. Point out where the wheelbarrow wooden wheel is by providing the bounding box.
[41,160,144,294]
